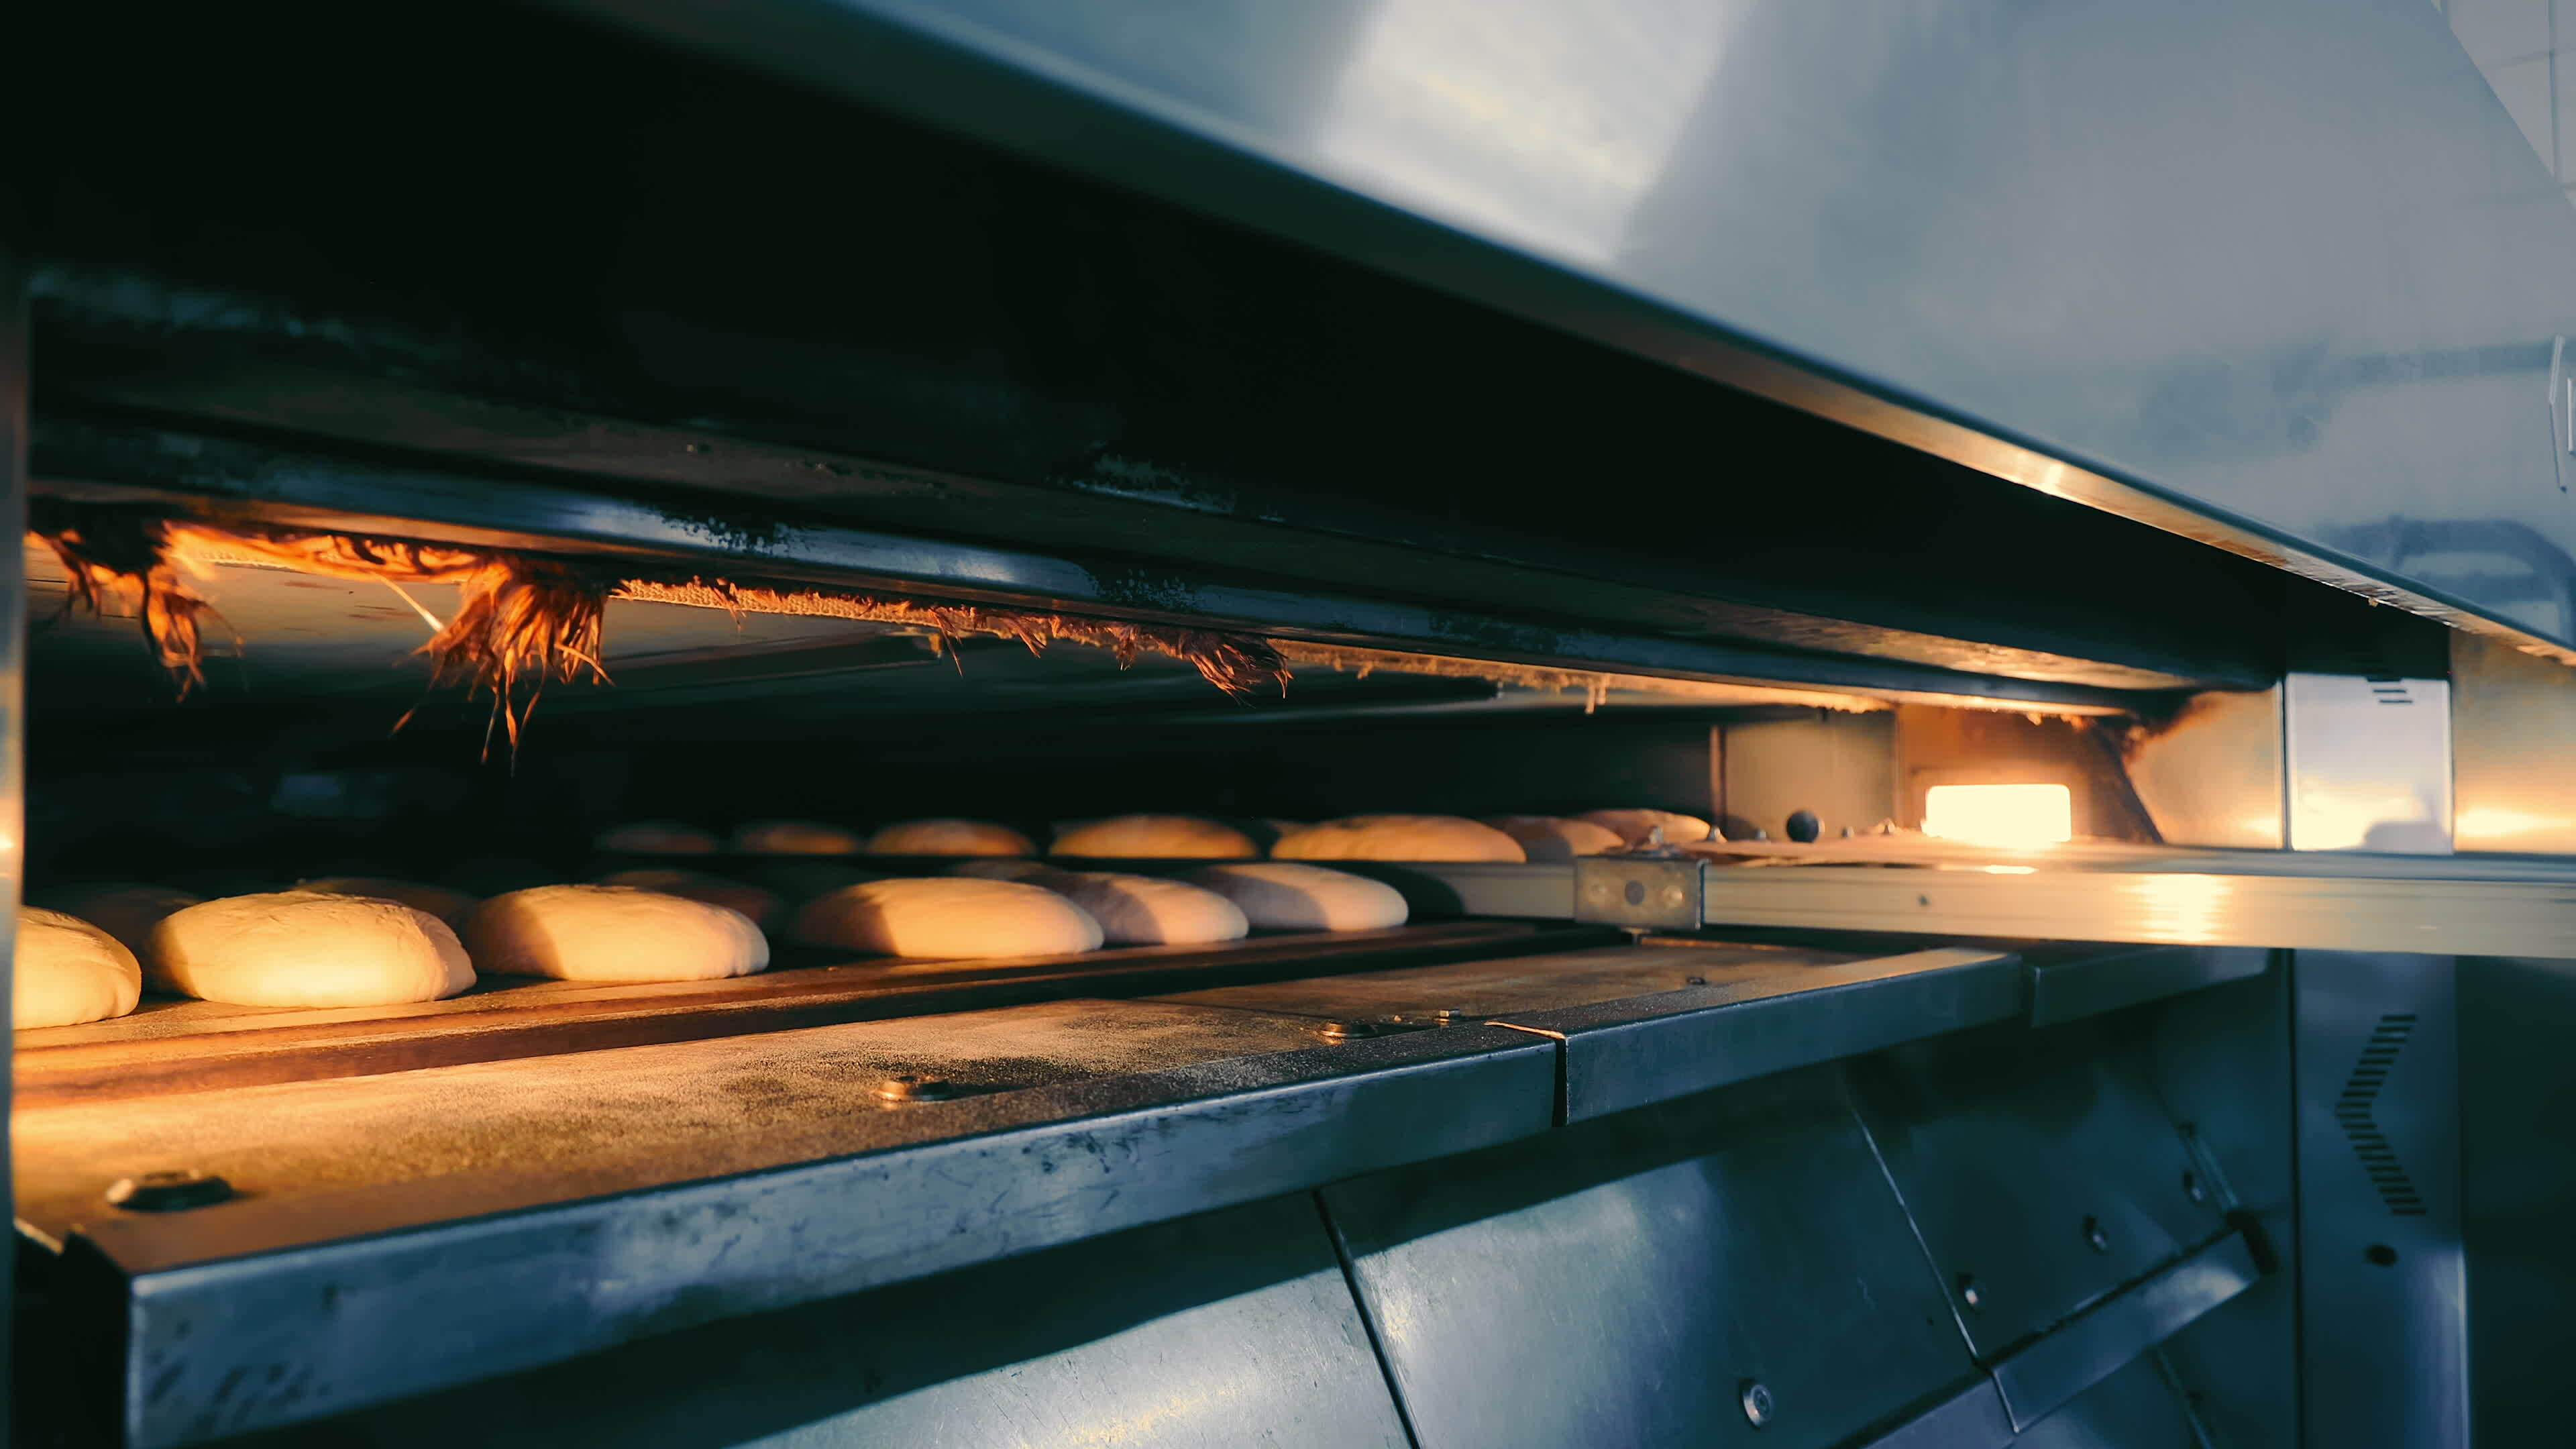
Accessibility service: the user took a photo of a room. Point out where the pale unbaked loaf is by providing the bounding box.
[1272,815,1525,863]
[1576,809,1715,847]
[151,892,476,1007]
[466,885,769,982]
[1044,873,1248,945]
[15,908,143,1029]
[865,819,1036,856]
[32,883,203,959]
[297,877,480,928]
[594,821,721,855]
[1186,863,1409,932]
[596,869,786,930]
[732,820,865,855]
[795,877,1103,957]
[1484,815,1625,861]
[1050,815,1260,859]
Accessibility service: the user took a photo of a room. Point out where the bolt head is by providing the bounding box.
[1739,1379,1773,1428]
[107,1169,233,1212]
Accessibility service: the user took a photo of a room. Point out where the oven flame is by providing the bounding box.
[1923,784,2074,847]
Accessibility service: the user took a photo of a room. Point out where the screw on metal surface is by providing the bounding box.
[1739,1379,1774,1428]
[1623,879,1647,906]
[2184,1171,2208,1204]
[872,1075,961,1104]
[106,1169,233,1212]
[2083,1216,2111,1254]
[1956,1274,1984,1311]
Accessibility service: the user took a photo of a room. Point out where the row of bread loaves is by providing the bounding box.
[16,851,1413,1025]
[18,878,770,1022]
[599,810,1709,863]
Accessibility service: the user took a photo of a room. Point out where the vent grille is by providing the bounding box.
[2337,1014,2425,1216]
[2365,678,2414,706]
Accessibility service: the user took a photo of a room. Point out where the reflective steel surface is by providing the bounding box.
[2286,674,2453,853]
[2450,630,2576,855]
[566,0,2576,656]
[39,1001,1552,1446]
[242,1193,1413,1449]
[2295,952,2469,1448]
[1848,1018,2231,1398]
[1322,1069,1978,1449]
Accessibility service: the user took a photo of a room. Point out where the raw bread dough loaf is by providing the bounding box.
[597,869,786,930]
[32,883,203,959]
[151,892,476,1006]
[1485,815,1625,861]
[1043,873,1248,945]
[594,821,721,855]
[466,885,769,982]
[1051,815,1260,859]
[795,877,1103,957]
[1186,863,1409,932]
[865,819,1036,856]
[297,877,480,928]
[732,820,864,855]
[15,908,143,1028]
[1273,815,1525,863]
[1576,809,1715,847]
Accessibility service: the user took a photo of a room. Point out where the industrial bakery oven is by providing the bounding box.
[13,2,2576,1446]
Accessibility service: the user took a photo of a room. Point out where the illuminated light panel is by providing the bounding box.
[1923,784,2073,847]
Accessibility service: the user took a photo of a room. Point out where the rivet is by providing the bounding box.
[2084,1216,2111,1254]
[2184,1171,2208,1204]
[1739,1379,1774,1428]
[107,1169,234,1212]
[1623,880,1646,906]
[1684,975,1709,987]
[873,1075,961,1104]
[1662,887,1685,906]
[1957,1274,1984,1311]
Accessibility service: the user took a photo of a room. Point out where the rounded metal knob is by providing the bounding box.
[1785,810,1821,844]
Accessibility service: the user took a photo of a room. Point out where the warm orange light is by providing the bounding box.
[1923,784,2073,847]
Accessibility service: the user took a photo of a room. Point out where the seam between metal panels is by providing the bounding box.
[1312,1191,1424,1449]
[1845,1068,1986,1371]
[1480,1021,1570,1126]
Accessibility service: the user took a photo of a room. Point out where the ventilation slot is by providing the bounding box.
[2336,1014,2425,1216]
[2365,678,2414,706]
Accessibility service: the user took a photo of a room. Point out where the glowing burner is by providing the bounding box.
[1923,784,2074,847]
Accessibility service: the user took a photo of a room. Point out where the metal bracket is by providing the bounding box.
[1571,857,1705,930]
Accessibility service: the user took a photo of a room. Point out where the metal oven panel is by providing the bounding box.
[1512,949,2025,1122]
[205,1191,1411,1449]
[2285,674,2453,854]
[1319,1067,1978,1449]
[1845,1014,2233,1426]
[2294,951,2467,1449]
[30,1000,1552,1446]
